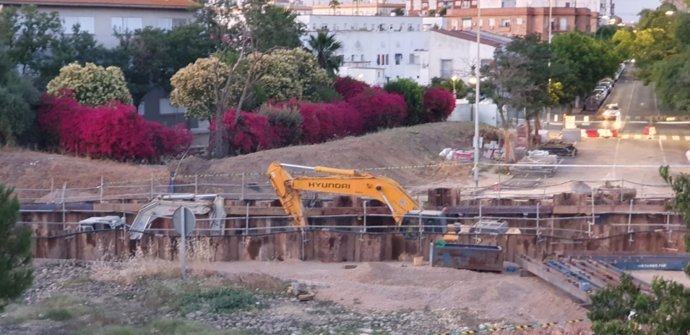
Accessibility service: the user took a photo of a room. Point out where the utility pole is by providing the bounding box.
[473,0,481,188]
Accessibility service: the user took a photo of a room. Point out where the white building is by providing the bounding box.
[0,0,196,48]
[298,14,509,86]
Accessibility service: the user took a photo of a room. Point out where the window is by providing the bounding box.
[158,18,173,30]
[395,53,402,65]
[112,17,143,33]
[63,16,95,33]
[440,59,453,79]
[462,18,471,29]
[489,18,496,27]
[377,54,389,65]
[159,98,185,115]
[559,18,567,31]
[516,17,523,25]
[409,53,417,64]
[172,18,188,27]
[501,19,510,27]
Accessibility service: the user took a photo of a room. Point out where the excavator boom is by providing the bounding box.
[267,162,421,227]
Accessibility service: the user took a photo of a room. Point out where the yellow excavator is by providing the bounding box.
[266,162,447,234]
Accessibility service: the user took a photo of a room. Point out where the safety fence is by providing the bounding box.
[9,164,676,203]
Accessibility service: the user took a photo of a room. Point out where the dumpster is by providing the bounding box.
[432,243,503,272]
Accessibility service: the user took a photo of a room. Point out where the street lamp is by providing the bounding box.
[451,75,458,98]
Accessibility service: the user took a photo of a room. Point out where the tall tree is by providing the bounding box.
[306,30,343,76]
[550,32,621,109]
[0,45,39,146]
[38,26,107,90]
[0,184,33,312]
[243,1,305,52]
[0,5,61,77]
[328,0,341,15]
[107,24,215,104]
[185,0,306,157]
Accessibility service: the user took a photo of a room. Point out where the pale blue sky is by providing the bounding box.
[616,0,662,23]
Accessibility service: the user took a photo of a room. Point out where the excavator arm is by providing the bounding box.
[267,162,421,227]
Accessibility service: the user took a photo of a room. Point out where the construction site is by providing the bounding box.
[3,122,690,334]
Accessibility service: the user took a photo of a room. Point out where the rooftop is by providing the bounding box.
[433,29,513,47]
[0,0,198,9]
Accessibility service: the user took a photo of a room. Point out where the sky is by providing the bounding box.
[616,0,662,23]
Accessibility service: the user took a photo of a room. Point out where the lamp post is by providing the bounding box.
[473,0,481,188]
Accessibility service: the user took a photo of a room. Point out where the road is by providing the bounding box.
[489,65,690,197]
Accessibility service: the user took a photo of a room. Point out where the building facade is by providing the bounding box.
[297,15,508,86]
[407,0,602,40]
[0,0,197,48]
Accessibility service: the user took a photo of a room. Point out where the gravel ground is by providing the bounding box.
[0,260,591,335]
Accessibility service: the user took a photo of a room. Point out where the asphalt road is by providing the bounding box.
[493,65,690,196]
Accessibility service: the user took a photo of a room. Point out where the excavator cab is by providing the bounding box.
[401,210,448,239]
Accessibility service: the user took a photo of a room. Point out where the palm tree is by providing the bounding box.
[328,0,340,15]
[307,30,343,76]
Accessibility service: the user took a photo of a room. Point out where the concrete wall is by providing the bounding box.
[428,31,497,82]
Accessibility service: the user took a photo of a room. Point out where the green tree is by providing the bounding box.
[328,0,340,15]
[550,32,621,109]
[37,26,107,90]
[255,48,332,103]
[47,62,133,106]
[307,30,343,76]
[0,184,33,312]
[243,0,305,52]
[107,24,215,104]
[0,46,39,146]
[431,77,468,98]
[500,34,552,146]
[384,78,424,125]
[170,56,237,121]
[0,5,62,77]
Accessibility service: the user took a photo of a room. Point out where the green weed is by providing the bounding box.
[177,287,257,314]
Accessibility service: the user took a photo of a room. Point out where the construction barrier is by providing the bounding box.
[434,319,586,335]
[582,129,619,138]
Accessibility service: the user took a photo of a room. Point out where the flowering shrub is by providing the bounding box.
[296,101,363,144]
[258,103,303,147]
[334,76,370,100]
[347,88,407,132]
[46,63,132,106]
[37,94,191,161]
[422,87,456,122]
[210,110,273,155]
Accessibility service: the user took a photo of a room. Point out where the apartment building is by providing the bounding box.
[0,0,197,48]
[407,0,602,40]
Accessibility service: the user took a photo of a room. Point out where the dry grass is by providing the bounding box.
[495,324,592,335]
[92,238,216,285]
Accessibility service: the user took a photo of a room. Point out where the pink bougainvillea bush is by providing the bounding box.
[37,93,191,161]
[334,76,370,100]
[209,109,274,155]
[422,87,456,122]
[347,88,408,132]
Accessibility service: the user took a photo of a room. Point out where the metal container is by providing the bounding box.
[432,243,503,272]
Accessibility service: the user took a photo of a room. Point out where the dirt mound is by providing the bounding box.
[1,122,475,191]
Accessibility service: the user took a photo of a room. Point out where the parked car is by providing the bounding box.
[598,79,614,90]
[601,103,621,120]
[78,216,126,232]
[538,140,578,157]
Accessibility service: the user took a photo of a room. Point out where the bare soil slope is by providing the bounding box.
[0,122,475,191]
